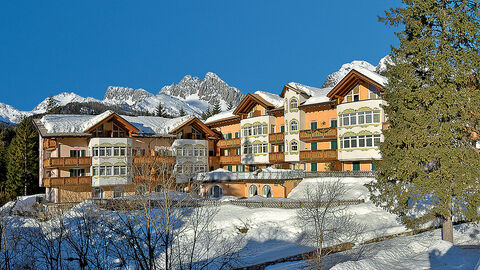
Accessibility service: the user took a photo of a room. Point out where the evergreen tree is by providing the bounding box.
[156,103,164,117]
[368,0,480,243]
[212,99,221,115]
[201,112,207,121]
[6,118,39,199]
[205,106,212,119]
[178,108,186,117]
[45,96,60,114]
[227,101,234,110]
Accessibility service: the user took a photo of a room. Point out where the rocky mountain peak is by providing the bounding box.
[104,86,154,105]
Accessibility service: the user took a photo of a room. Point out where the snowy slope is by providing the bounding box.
[0,102,33,123]
[33,92,101,113]
[322,55,391,88]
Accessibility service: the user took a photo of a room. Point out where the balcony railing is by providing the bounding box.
[269,132,284,144]
[300,149,338,162]
[43,176,91,187]
[219,155,241,165]
[43,139,57,149]
[133,156,176,164]
[300,127,337,141]
[44,157,92,168]
[218,138,241,148]
[269,152,285,163]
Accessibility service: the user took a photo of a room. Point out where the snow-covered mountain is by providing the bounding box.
[0,72,245,124]
[159,72,244,111]
[322,55,391,88]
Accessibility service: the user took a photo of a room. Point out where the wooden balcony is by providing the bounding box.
[43,139,57,149]
[44,157,92,168]
[44,176,91,187]
[219,155,241,165]
[133,156,176,164]
[218,137,241,148]
[300,127,337,141]
[269,132,284,144]
[300,149,338,162]
[269,152,285,163]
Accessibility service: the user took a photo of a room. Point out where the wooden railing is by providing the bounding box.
[43,139,57,149]
[218,137,241,148]
[300,149,338,162]
[44,157,92,168]
[219,155,241,165]
[269,132,284,144]
[133,156,176,164]
[269,152,285,163]
[300,127,337,141]
[44,176,91,187]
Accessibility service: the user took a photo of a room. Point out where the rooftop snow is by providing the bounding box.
[204,110,236,124]
[353,67,388,87]
[254,91,283,108]
[40,111,192,135]
[287,82,333,105]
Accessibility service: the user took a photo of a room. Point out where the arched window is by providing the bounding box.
[290,120,298,131]
[291,141,298,152]
[92,187,104,199]
[113,186,125,198]
[135,184,146,195]
[290,98,298,109]
[261,185,273,198]
[248,185,258,197]
[208,185,223,198]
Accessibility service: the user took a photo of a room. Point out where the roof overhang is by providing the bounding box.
[169,117,219,138]
[85,113,139,135]
[233,93,275,115]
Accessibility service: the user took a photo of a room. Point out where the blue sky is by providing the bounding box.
[0,0,399,111]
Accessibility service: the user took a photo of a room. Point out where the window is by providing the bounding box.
[345,87,360,102]
[99,147,106,156]
[225,133,232,139]
[113,166,120,176]
[248,185,258,197]
[92,167,98,176]
[113,187,125,198]
[106,166,112,176]
[120,147,126,156]
[209,185,223,198]
[112,123,126,137]
[92,187,104,199]
[353,162,360,171]
[341,110,381,127]
[70,168,85,177]
[310,121,317,130]
[92,147,99,157]
[311,142,317,150]
[373,110,381,123]
[358,112,365,124]
[330,119,337,127]
[70,149,85,157]
[271,125,275,133]
[291,141,298,152]
[279,144,285,152]
[99,166,105,176]
[311,163,317,172]
[290,98,298,109]
[369,84,381,99]
[235,132,240,138]
[343,115,350,126]
[227,165,232,172]
[330,140,338,149]
[290,120,298,131]
[261,185,273,198]
[280,125,285,132]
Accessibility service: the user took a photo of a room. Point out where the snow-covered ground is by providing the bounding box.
[5,176,477,269]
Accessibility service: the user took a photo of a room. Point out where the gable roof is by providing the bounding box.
[169,117,219,138]
[327,69,387,99]
[84,111,139,134]
[233,93,278,115]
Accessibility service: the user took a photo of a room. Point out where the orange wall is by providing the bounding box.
[203,179,301,198]
[342,161,372,171]
[56,137,89,157]
[217,122,241,136]
[274,116,285,132]
[305,108,337,128]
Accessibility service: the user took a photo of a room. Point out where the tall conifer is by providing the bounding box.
[6,118,39,199]
[368,0,480,242]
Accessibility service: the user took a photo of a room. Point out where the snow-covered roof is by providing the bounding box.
[287,82,333,106]
[254,91,283,108]
[353,67,388,87]
[39,110,192,135]
[121,115,192,134]
[204,110,236,124]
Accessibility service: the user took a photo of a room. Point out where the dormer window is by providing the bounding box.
[290,98,298,109]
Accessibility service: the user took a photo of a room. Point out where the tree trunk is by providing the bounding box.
[442,216,453,243]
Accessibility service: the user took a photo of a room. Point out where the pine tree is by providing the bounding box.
[156,103,164,117]
[205,107,212,119]
[201,112,207,120]
[45,96,60,114]
[227,101,234,110]
[212,99,221,115]
[178,108,186,117]
[368,0,480,243]
[6,118,39,199]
